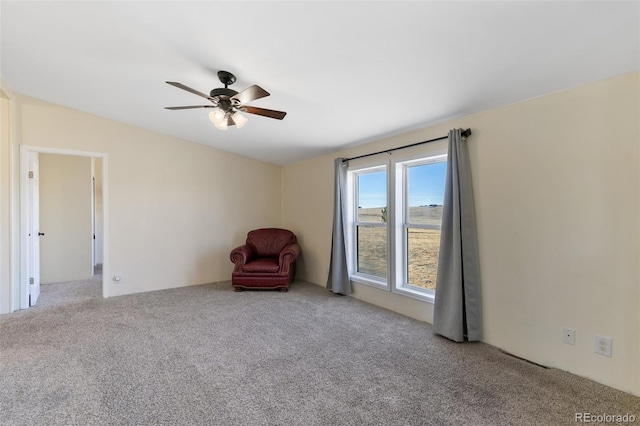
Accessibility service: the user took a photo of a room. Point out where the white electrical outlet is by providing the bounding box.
[563,328,575,345]
[594,335,612,357]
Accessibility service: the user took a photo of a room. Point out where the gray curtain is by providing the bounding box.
[326,158,352,294]
[433,129,482,342]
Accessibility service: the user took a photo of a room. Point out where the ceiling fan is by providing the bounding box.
[165,71,286,130]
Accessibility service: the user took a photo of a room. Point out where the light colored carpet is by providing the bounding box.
[37,274,103,307]
[1,279,638,425]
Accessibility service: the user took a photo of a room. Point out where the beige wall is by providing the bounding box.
[39,154,93,283]
[282,72,640,395]
[0,94,11,312]
[14,95,282,297]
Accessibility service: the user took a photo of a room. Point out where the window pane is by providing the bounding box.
[407,162,446,225]
[357,225,387,278]
[357,171,387,223]
[407,228,440,290]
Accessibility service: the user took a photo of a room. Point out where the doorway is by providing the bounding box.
[19,146,109,309]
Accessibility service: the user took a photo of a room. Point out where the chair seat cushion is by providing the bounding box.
[243,258,280,273]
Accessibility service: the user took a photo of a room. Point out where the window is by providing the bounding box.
[350,167,387,286]
[400,158,447,295]
[347,150,447,301]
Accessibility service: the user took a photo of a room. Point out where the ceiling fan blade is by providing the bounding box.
[240,106,287,120]
[165,105,214,110]
[166,81,213,100]
[231,85,270,104]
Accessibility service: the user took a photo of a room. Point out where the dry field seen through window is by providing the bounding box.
[357,207,442,290]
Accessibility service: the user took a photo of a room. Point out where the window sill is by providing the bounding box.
[350,274,389,291]
[350,274,435,304]
[392,286,435,304]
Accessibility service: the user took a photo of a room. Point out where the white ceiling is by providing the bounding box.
[1,1,638,165]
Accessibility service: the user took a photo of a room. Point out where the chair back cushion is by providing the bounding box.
[246,228,297,257]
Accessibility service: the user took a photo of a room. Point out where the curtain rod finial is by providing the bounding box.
[462,128,472,138]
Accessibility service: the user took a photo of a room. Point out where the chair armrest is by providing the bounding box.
[230,244,255,272]
[279,243,300,273]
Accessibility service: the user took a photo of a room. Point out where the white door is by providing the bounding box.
[27,152,41,306]
[92,176,97,272]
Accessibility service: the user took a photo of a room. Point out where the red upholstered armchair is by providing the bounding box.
[230,228,301,292]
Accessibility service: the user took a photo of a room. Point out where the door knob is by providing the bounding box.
[38,232,45,236]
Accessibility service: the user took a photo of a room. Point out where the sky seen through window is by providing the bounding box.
[358,162,446,209]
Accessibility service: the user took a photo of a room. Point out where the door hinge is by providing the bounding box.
[28,171,34,179]
[29,277,34,285]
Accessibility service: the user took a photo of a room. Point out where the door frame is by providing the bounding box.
[19,145,110,308]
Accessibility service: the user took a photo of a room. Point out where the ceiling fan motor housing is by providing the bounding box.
[210,87,238,99]
[217,98,233,112]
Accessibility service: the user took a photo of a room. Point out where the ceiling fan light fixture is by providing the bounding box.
[213,120,228,131]
[212,115,228,130]
[209,108,226,124]
[231,112,248,129]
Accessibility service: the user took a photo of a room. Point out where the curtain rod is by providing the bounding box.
[342,128,472,163]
